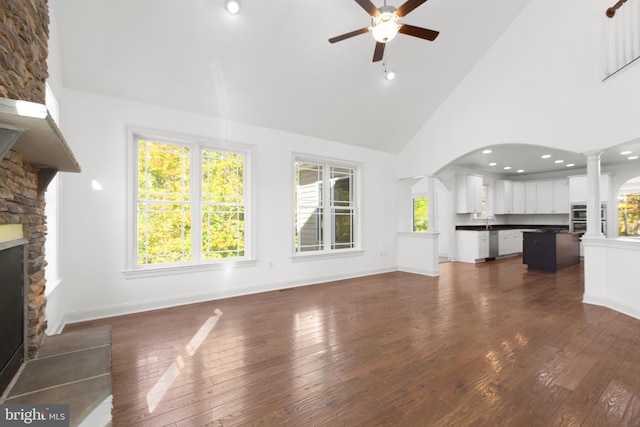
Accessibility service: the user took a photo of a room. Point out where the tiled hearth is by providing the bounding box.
[3,326,113,427]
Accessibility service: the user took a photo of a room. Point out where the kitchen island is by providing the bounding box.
[522,230,581,272]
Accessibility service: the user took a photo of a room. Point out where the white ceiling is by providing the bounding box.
[50,0,640,176]
[49,0,532,154]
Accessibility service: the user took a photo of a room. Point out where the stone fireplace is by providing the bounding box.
[0,0,79,367]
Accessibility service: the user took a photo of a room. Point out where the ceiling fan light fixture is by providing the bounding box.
[385,69,396,80]
[371,8,400,43]
[225,0,240,15]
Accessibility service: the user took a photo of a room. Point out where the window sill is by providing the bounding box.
[291,249,365,262]
[123,259,258,279]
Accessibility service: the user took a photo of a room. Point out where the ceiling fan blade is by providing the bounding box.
[398,24,439,41]
[329,27,371,44]
[355,0,380,17]
[372,42,385,62]
[396,0,428,17]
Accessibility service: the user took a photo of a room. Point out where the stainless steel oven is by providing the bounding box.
[571,203,606,235]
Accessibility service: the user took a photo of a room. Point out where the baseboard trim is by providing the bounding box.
[583,294,640,321]
[63,267,398,326]
[398,266,439,277]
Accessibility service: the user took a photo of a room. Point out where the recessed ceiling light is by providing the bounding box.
[489,162,497,166]
[517,169,524,173]
[554,159,564,164]
[504,166,511,170]
[482,149,492,154]
[621,150,632,155]
[225,0,241,15]
[541,154,551,159]
[629,156,639,160]
[566,163,575,167]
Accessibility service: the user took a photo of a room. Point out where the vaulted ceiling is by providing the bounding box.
[49,0,532,153]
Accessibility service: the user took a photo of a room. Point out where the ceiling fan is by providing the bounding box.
[328,0,439,62]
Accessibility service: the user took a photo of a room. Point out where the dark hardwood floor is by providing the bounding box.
[65,257,640,426]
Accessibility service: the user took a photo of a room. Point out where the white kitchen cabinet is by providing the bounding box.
[569,174,612,204]
[536,179,569,214]
[536,180,554,213]
[525,182,537,213]
[456,174,483,214]
[494,180,513,214]
[553,179,570,213]
[456,230,489,262]
[498,230,521,256]
[512,182,526,214]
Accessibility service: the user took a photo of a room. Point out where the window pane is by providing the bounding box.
[201,149,246,259]
[332,208,354,249]
[138,140,190,202]
[331,167,353,208]
[202,205,245,258]
[137,203,191,264]
[137,139,191,265]
[202,150,243,204]
[295,162,324,252]
[413,197,428,232]
[619,192,640,237]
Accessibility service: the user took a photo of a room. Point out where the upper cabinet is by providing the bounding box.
[568,174,612,204]
[456,174,483,214]
[512,181,526,214]
[494,179,569,214]
[494,180,513,214]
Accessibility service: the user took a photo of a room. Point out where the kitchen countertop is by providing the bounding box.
[455,224,570,231]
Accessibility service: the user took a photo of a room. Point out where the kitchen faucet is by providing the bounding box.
[485,215,495,230]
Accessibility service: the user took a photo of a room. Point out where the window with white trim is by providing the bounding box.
[294,157,359,254]
[130,132,252,269]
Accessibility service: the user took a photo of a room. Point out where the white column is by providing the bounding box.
[427,176,437,232]
[584,150,604,238]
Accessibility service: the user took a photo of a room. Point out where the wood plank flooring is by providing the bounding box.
[64,257,640,426]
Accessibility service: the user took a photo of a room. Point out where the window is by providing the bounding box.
[413,197,428,232]
[129,131,252,270]
[473,184,489,219]
[618,176,640,237]
[294,158,359,254]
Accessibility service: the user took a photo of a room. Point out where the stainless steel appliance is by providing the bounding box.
[571,203,606,235]
[488,230,499,258]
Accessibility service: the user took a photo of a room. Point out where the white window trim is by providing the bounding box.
[124,126,255,276]
[292,152,363,259]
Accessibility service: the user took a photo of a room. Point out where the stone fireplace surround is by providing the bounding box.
[0,0,52,359]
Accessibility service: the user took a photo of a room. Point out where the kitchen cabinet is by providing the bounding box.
[512,182,526,214]
[536,179,569,214]
[494,180,513,214]
[504,179,569,214]
[498,230,521,256]
[456,230,489,262]
[536,180,554,213]
[525,182,537,213]
[456,174,483,214]
[553,179,570,213]
[569,174,612,204]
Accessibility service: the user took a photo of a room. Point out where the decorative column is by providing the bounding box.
[584,151,604,238]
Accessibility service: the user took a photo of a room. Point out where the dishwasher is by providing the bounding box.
[487,230,499,259]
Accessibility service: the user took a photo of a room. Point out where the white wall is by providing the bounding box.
[398,0,640,178]
[44,4,66,333]
[57,89,398,323]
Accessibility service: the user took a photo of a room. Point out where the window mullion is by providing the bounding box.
[324,163,332,252]
[192,146,202,261]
